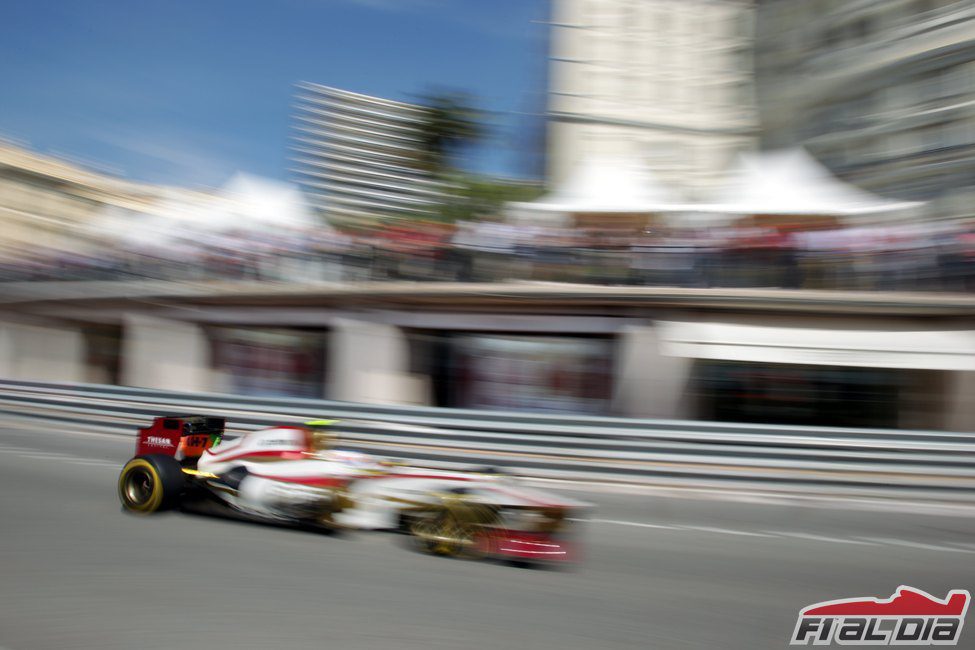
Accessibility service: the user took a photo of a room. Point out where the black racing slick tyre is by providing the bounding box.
[118,455,184,514]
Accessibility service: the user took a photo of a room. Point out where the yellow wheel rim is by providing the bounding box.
[118,459,164,513]
[410,501,503,557]
[411,511,469,556]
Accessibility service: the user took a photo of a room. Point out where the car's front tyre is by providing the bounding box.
[410,509,473,557]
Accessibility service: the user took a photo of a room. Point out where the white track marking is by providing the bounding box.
[588,518,771,537]
[19,452,75,461]
[0,420,133,443]
[7,421,975,519]
[580,518,681,530]
[526,476,975,519]
[766,531,876,546]
[4,435,974,555]
[854,537,974,553]
[582,518,971,553]
[67,459,115,467]
[675,525,775,538]
[0,444,114,466]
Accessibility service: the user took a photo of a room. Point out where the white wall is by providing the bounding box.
[946,370,975,433]
[327,319,429,405]
[0,321,85,382]
[612,325,692,419]
[121,314,210,392]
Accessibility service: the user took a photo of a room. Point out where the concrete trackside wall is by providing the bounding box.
[121,314,210,392]
[612,325,692,419]
[0,321,85,382]
[328,319,430,405]
[946,370,975,433]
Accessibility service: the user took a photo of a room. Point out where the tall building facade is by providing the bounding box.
[546,0,758,200]
[755,0,975,202]
[0,142,165,255]
[291,83,443,222]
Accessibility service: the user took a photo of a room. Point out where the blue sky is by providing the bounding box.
[0,0,549,188]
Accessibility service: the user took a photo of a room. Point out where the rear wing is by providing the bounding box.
[136,415,226,462]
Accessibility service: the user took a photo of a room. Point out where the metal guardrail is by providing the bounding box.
[0,379,973,501]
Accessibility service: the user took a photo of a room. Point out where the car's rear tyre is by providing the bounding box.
[118,455,184,514]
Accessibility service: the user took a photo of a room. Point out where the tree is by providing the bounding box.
[438,175,544,223]
[415,91,483,176]
[412,90,543,223]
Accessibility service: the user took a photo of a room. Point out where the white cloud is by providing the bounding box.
[88,127,243,188]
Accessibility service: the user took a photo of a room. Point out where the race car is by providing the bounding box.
[118,415,588,563]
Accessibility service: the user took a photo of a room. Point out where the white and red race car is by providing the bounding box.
[118,415,588,563]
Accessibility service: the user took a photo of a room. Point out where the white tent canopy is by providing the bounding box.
[218,173,320,231]
[697,149,922,217]
[92,173,327,249]
[506,155,686,226]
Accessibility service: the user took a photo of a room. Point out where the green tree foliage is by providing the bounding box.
[416,91,483,176]
[413,90,542,223]
[438,174,544,223]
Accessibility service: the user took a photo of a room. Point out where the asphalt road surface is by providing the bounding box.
[2,422,974,650]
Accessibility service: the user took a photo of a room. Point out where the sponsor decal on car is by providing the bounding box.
[791,586,970,646]
[145,436,175,447]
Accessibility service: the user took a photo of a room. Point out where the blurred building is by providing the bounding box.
[0,143,169,384]
[546,0,758,200]
[3,284,973,431]
[291,83,444,222]
[0,142,160,257]
[755,0,975,202]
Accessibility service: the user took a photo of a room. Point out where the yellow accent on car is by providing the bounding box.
[181,468,218,479]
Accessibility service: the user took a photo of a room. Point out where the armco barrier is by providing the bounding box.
[0,379,973,501]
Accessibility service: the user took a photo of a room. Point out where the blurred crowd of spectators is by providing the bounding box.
[1,219,974,292]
